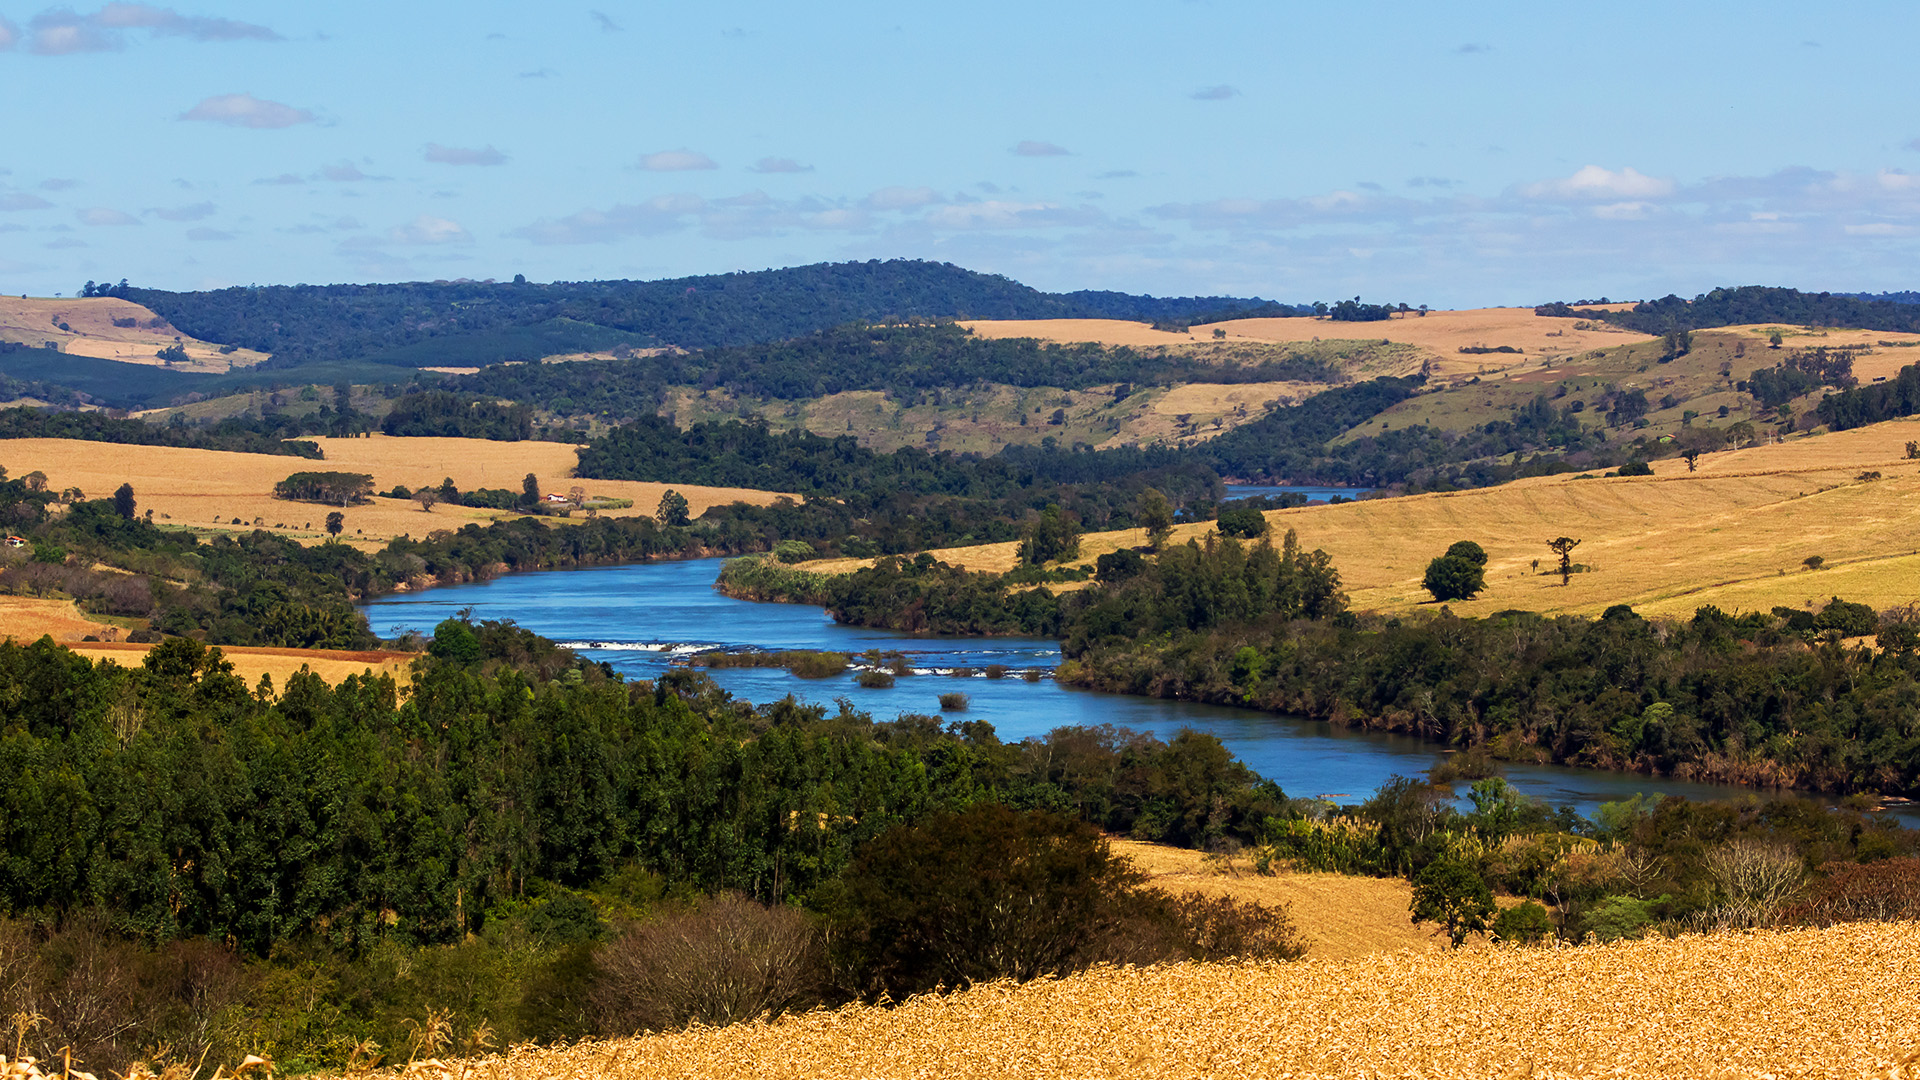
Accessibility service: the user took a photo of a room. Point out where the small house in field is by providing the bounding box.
[4,536,24,548]
[542,493,571,503]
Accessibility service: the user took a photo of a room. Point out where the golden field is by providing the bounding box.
[0,295,270,372]
[324,922,1920,1080]
[963,308,1659,380]
[1108,838,1446,960]
[0,436,793,549]
[803,416,1920,618]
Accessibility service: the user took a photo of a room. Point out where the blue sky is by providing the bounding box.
[1,1,1916,304]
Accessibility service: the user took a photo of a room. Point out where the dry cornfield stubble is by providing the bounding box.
[328,923,1920,1080]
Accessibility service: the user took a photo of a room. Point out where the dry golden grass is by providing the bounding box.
[1151,379,1324,418]
[1108,838,1443,960]
[1201,308,1656,377]
[66,641,414,687]
[330,923,1920,1080]
[0,296,270,372]
[0,595,123,642]
[0,436,794,548]
[958,318,1214,347]
[807,417,1920,618]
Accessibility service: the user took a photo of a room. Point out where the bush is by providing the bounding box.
[1618,460,1653,476]
[1784,858,1920,926]
[1814,596,1877,638]
[1423,554,1486,602]
[1582,894,1660,942]
[822,805,1152,999]
[854,670,895,689]
[1215,507,1269,539]
[937,692,969,711]
[588,894,823,1032]
[1410,857,1495,947]
[771,539,816,564]
[1492,900,1554,945]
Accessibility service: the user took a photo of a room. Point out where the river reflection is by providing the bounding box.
[364,559,1914,824]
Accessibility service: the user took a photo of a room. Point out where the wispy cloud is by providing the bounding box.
[1454,43,1492,54]
[321,162,386,182]
[924,200,1101,230]
[0,16,19,50]
[750,156,812,174]
[512,195,705,244]
[28,4,279,55]
[1905,137,1920,153]
[864,186,941,210]
[38,178,80,191]
[1012,140,1071,157]
[77,207,140,226]
[0,193,54,211]
[518,67,555,78]
[186,226,233,241]
[638,149,718,172]
[145,201,214,221]
[179,92,316,129]
[1097,170,1138,180]
[1189,85,1239,101]
[425,143,508,166]
[253,173,305,186]
[381,215,472,245]
[590,10,620,32]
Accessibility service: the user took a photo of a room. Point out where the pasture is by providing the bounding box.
[0,435,794,549]
[0,295,270,372]
[804,416,1920,618]
[319,922,1920,1080]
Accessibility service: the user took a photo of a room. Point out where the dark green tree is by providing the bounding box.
[324,510,344,539]
[1410,857,1496,947]
[1017,505,1081,566]
[1548,536,1581,585]
[656,489,691,527]
[112,482,136,521]
[1137,488,1174,549]
[1422,540,1487,602]
[522,472,541,507]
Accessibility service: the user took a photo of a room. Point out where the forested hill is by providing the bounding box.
[93,261,1297,370]
[1540,286,1920,334]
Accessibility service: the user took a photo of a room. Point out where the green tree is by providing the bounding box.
[1017,505,1081,566]
[656,489,691,527]
[1422,540,1487,602]
[1137,488,1175,549]
[1410,857,1496,947]
[522,472,541,507]
[112,482,136,521]
[324,510,344,539]
[1492,901,1554,945]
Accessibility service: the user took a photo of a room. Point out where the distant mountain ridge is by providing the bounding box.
[89,260,1299,371]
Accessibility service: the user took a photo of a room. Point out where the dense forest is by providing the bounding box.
[1815,360,1920,430]
[1538,286,1920,335]
[0,405,324,457]
[91,261,1289,369]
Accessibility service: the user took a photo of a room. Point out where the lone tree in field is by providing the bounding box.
[415,488,438,513]
[1422,540,1488,602]
[1548,536,1582,586]
[112,482,136,521]
[1410,857,1496,947]
[521,472,541,508]
[656,488,691,527]
[324,511,344,540]
[1137,488,1175,550]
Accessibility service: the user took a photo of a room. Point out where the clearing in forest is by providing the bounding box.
[0,295,271,372]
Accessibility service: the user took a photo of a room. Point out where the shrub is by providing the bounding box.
[1410,857,1495,947]
[772,539,816,564]
[1617,460,1653,476]
[938,692,970,711]
[1784,858,1920,926]
[1814,596,1877,638]
[854,670,895,689]
[822,805,1152,999]
[1215,507,1269,539]
[1492,901,1554,945]
[1582,894,1660,942]
[588,894,823,1033]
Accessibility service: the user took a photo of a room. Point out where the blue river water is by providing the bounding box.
[363,559,1915,825]
[1222,484,1375,503]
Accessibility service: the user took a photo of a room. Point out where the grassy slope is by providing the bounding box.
[319,922,1920,1079]
[802,414,1920,618]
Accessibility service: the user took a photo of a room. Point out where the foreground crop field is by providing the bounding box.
[330,923,1920,1080]
[803,415,1920,617]
[0,436,792,548]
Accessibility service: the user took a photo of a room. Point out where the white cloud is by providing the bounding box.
[145,201,214,221]
[77,207,139,226]
[0,193,54,211]
[1592,201,1654,220]
[180,92,315,129]
[864,186,941,210]
[750,156,812,174]
[924,200,1100,230]
[1011,140,1071,157]
[29,4,278,54]
[638,149,718,172]
[1521,165,1675,200]
[425,143,508,166]
[385,215,471,245]
[511,195,706,244]
[1844,223,1914,236]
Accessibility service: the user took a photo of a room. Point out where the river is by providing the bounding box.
[362,559,1914,824]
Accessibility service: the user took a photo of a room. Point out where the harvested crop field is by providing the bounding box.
[1201,307,1656,374]
[0,594,123,642]
[67,641,414,686]
[330,923,1920,1080]
[1108,838,1444,960]
[959,318,1216,347]
[0,436,794,548]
